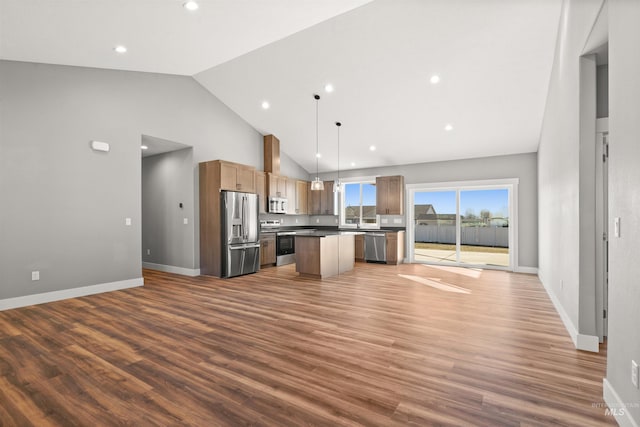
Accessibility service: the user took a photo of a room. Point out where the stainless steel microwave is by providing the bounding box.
[268,197,288,214]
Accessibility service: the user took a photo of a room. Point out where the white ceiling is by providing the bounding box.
[1,0,562,174]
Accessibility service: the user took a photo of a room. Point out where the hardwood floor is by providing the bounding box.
[0,263,614,426]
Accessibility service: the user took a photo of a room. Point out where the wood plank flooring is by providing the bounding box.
[0,263,615,426]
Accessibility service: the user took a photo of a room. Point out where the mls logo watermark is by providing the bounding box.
[593,401,639,417]
[604,407,626,417]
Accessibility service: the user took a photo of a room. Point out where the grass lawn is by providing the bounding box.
[415,242,509,254]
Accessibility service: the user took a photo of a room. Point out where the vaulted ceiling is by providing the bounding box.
[1,0,562,173]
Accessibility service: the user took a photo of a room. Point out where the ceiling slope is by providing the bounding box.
[196,0,562,173]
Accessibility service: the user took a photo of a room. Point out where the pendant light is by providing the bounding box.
[334,121,342,193]
[310,94,324,191]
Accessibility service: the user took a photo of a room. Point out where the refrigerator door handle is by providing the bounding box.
[229,243,260,250]
[241,196,247,241]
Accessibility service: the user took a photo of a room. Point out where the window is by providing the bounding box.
[341,180,378,227]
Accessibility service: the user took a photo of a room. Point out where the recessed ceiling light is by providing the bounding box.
[316,153,322,158]
[444,124,453,131]
[261,101,270,110]
[114,45,127,54]
[369,145,376,151]
[183,1,199,11]
[350,162,356,167]
[324,83,334,93]
[141,145,148,150]
[430,75,440,84]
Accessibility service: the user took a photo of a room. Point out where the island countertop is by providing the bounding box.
[295,233,356,278]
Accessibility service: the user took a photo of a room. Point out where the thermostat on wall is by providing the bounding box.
[90,140,110,152]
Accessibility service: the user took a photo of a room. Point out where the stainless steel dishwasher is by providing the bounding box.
[364,232,386,263]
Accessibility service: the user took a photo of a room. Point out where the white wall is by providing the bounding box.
[0,60,263,302]
[537,0,604,350]
[605,0,640,424]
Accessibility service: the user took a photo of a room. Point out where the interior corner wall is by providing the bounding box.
[0,60,262,301]
[536,0,604,348]
[280,150,311,180]
[605,0,640,423]
[142,148,195,272]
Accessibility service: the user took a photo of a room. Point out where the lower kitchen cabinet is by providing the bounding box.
[355,234,365,261]
[385,231,405,265]
[260,233,276,266]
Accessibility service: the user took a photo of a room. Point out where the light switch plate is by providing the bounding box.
[614,217,621,237]
[183,218,188,225]
[125,218,132,226]
[31,271,40,281]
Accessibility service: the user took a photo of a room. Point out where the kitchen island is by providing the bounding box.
[295,232,360,278]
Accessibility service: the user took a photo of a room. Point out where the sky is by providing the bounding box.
[345,184,509,218]
[415,189,509,218]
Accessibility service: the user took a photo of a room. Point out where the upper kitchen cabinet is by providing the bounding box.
[286,178,297,214]
[309,181,335,215]
[267,173,287,198]
[255,171,267,214]
[219,160,256,193]
[376,175,404,215]
[295,180,309,215]
[263,134,280,175]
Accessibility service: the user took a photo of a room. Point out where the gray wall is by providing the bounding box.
[142,148,195,270]
[607,0,640,422]
[318,152,538,269]
[537,0,603,342]
[596,64,609,118]
[0,60,263,299]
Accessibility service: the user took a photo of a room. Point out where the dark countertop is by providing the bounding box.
[295,231,365,238]
[260,226,405,234]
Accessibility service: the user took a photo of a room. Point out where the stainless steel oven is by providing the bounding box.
[276,231,296,266]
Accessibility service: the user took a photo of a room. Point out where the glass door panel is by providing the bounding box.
[459,189,509,267]
[414,191,457,264]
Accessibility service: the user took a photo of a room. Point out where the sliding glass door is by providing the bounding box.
[414,190,458,264]
[409,181,515,270]
[459,189,509,267]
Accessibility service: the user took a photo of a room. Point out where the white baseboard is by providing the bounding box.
[576,333,600,352]
[538,274,599,352]
[0,277,144,311]
[603,378,640,427]
[515,266,538,274]
[142,262,200,277]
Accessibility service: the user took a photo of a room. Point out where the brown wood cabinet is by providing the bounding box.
[263,135,280,175]
[355,234,365,261]
[295,180,309,215]
[260,233,276,266]
[309,181,335,215]
[255,171,267,214]
[219,160,256,193]
[286,178,297,214]
[376,175,404,215]
[385,231,405,265]
[267,173,287,198]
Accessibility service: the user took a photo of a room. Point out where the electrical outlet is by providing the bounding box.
[316,218,320,223]
[183,218,188,225]
[295,218,299,224]
[31,271,40,281]
[125,217,132,226]
[147,249,151,255]
[632,360,639,388]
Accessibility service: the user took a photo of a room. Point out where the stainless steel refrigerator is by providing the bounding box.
[221,191,260,278]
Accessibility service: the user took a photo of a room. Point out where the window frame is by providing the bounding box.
[339,176,379,228]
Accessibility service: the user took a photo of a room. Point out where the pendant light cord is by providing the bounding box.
[315,94,320,178]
